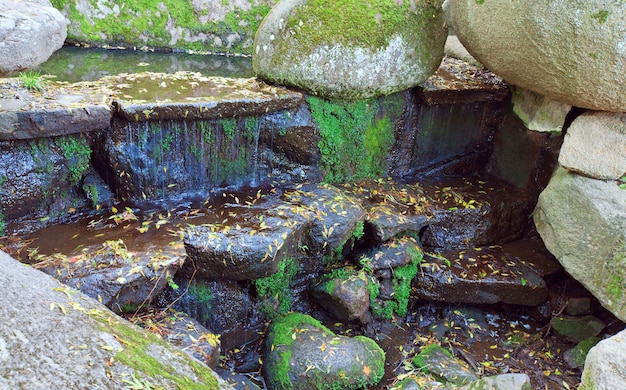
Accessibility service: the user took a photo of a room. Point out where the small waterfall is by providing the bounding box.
[108,116,265,201]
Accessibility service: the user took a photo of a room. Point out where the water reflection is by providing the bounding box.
[35,46,254,83]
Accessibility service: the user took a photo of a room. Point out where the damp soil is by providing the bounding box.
[1,183,621,389]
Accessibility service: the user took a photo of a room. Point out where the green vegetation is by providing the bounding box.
[19,70,44,92]
[0,211,5,237]
[282,0,438,53]
[474,0,485,4]
[50,0,271,54]
[266,313,332,390]
[618,175,626,190]
[591,9,610,24]
[352,221,365,240]
[255,257,298,319]
[55,135,92,185]
[607,273,624,301]
[306,95,397,183]
[221,118,237,141]
[370,244,422,319]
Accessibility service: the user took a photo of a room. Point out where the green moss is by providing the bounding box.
[413,344,453,370]
[307,95,397,183]
[283,0,436,52]
[371,246,422,319]
[474,0,485,4]
[55,135,92,185]
[352,220,365,240]
[0,211,5,237]
[255,257,299,319]
[591,9,609,24]
[266,313,331,390]
[50,0,272,54]
[221,118,237,141]
[84,308,219,389]
[607,273,624,301]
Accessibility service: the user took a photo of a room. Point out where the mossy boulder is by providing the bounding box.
[264,312,385,389]
[253,0,447,100]
[448,0,626,112]
[50,0,276,54]
[312,269,370,321]
[413,344,478,386]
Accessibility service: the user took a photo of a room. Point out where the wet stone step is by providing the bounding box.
[414,245,548,306]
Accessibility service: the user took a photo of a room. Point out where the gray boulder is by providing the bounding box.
[559,111,626,180]
[0,250,226,389]
[580,328,626,390]
[253,0,447,100]
[312,270,370,321]
[0,0,67,75]
[448,0,626,112]
[534,167,626,322]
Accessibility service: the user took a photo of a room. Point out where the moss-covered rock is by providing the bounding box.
[50,0,276,54]
[253,0,447,100]
[264,312,385,390]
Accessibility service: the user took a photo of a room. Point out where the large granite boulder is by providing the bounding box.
[0,250,227,389]
[448,0,626,112]
[580,328,626,390]
[253,0,447,100]
[559,111,626,180]
[511,87,571,134]
[534,167,626,322]
[0,0,67,75]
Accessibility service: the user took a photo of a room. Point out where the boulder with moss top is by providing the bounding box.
[264,312,385,390]
[253,0,447,100]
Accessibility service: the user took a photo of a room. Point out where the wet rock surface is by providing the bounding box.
[414,245,547,306]
[312,270,370,322]
[32,238,184,313]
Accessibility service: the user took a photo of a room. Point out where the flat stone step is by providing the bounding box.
[414,244,548,306]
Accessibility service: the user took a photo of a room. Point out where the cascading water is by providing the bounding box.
[106,116,266,202]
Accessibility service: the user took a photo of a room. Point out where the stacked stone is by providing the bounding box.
[445,1,626,388]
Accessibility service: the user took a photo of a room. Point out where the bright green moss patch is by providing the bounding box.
[54,135,92,185]
[284,0,437,52]
[255,257,298,319]
[306,95,400,183]
[607,273,624,301]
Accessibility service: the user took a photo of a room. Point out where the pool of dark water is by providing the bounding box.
[35,46,254,83]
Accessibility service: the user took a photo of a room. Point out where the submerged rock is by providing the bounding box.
[0,250,226,389]
[550,315,606,343]
[448,0,626,112]
[264,312,385,390]
[534,167,626,322]
[253,0,447,100]
[0,0,67,75]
